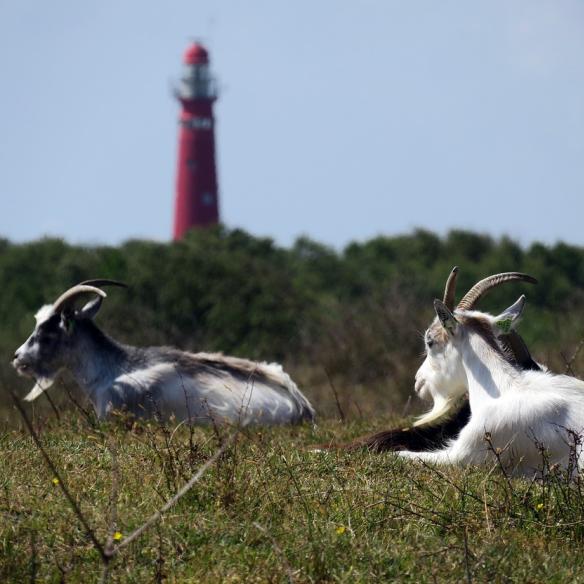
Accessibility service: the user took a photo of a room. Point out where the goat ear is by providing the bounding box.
[76,296,104,320]
[433,299,459,335]
[60,311,75,335]
[494,295,526,334]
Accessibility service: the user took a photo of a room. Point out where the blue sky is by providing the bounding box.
[0,1,583,248]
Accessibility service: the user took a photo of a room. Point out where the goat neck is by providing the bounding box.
[458,313,519,406]
[67,320,128,408]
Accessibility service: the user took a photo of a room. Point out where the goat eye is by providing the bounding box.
[426,338,435,349]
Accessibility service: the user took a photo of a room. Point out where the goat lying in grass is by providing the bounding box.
[340,268,539,452]
[12,280,315,425]
[397,293,584,475]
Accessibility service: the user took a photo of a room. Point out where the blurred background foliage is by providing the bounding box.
[1,226,583,420]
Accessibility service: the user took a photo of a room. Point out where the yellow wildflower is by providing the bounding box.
[113,531,123,541]
[52,478,59,486]
[335,525,346,535]
[535,503,544,511]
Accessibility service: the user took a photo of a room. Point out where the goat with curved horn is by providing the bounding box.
[326,267,539,453]
[397,293,584,474]
[13,280,315,425]
[414,269,538,427]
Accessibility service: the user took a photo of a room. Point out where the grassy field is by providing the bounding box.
[3,405,584,583]
[3,232,584,581]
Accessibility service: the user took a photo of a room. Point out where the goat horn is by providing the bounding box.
[457,272,537,311]
[79,279,128,289]
[442,266,459,310]
[52,285,106,314]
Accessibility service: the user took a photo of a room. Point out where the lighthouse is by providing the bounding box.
[173,42,220,240]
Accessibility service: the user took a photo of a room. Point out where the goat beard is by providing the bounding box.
[23,376,56,402]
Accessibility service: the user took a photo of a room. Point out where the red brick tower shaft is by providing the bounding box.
[173,43,220,239]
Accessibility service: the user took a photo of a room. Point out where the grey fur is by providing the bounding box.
[13,291,315,426]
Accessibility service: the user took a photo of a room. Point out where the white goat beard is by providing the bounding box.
[23,377,55,402]
[413,393,466,427]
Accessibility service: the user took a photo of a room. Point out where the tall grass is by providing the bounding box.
[3,403,584,582]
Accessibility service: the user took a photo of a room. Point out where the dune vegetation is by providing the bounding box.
[1,227,584,582]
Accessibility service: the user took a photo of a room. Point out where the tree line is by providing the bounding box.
[1,227,583,414]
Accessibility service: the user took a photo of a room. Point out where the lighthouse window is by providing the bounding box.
[202,193,214,206]
[189,117,212,129]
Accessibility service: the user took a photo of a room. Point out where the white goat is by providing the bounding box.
[414,268,539,428]
[12,281,315,425]
[399,292,584,474]
[337,268,539,453]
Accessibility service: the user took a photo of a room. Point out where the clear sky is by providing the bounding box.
[0,1,583,248]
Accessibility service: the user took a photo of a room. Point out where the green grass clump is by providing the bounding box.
[3,412,584,583]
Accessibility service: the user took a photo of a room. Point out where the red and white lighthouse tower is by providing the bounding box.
[173,42,220,240]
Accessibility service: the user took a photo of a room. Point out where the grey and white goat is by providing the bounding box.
[12,281,315,425]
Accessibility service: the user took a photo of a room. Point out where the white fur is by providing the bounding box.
[414,334,468,426]
[23,377,55,402]
[34,304,55,325]
[91,360,308,425]
[399,308,584,474]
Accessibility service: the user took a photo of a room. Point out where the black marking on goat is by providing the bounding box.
[342,401,471,452]
[500,331,540,371]
[461,314,503,354]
